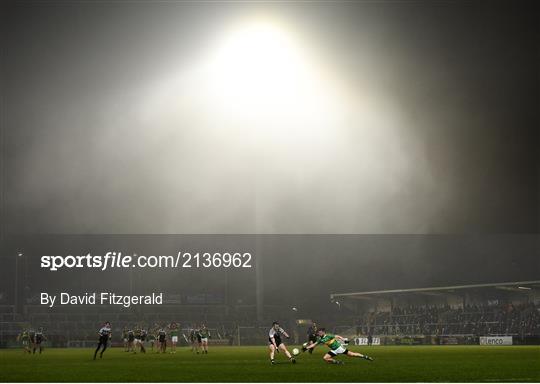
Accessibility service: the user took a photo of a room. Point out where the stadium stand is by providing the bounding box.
[1,281,539,347]
[329,280,540,345]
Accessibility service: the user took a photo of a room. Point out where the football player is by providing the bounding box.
[94,322,112,360]
[304,328,373,364]
[268,321,295,365]
[199,324,210,354]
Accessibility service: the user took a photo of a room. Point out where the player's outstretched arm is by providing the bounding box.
[304,341,317,350]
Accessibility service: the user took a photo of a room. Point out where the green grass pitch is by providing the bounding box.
[0,345,539,382]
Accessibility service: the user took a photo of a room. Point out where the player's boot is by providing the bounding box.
[362,355,373,361]
[271,359,275,365]
[330,360,344,365]
[290,357,296,364]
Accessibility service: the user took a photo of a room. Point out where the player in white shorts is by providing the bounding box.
[199,324,210,354]
[169,322,179,353]
[268,321,296,365]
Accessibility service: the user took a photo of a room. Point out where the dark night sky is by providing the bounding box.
[0,1,538,307]
[1,0,538,235]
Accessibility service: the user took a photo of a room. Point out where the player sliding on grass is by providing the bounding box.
[303,328,373,365]
[268,321,296,365]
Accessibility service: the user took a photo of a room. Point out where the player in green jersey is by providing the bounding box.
[134,327,146,354]
[122,327,129,352]
[127,329,135,353]
[17,329,31,354]
[148,328,156,351]
[169,323,179,353]
[199,325,211,354]
[304,328,373,364]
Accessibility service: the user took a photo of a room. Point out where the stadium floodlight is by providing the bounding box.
[206,21,304,110]
[201,18,346,148]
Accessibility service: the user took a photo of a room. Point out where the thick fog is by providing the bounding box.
[1,1,538,234]
[1,234,539,312]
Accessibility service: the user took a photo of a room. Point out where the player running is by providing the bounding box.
[28,328,36,352]
[134,326,146,353]
[127,328,135,352]
[94,322,112,360]
[199,324,210,354]
[268,321,296,365]
[17,329,31,354]
[140,327,148,351]
[303,328,373,365]
[33,328,46,354]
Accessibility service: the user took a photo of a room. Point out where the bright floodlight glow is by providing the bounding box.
[202,19,346,147]
[208,22,303,108]
[131,16,443,233]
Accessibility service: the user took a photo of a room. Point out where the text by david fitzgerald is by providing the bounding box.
[40,292,163,308]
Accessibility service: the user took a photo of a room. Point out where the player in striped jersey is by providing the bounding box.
[94,322,112,360]
[268,322,295,365]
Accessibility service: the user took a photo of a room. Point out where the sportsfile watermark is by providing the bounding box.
[40,251,253,271]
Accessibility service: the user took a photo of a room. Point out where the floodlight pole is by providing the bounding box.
[253,138,264,324]
[14,257,18,315]
[255,236,263,323]
[14,253,20,316]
